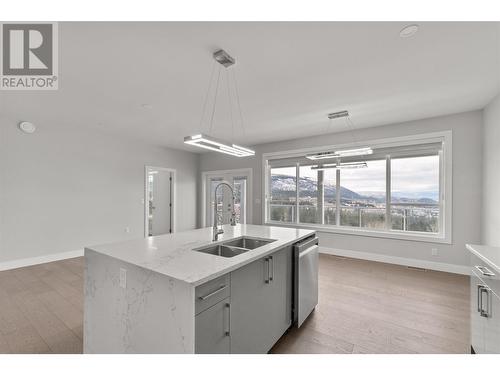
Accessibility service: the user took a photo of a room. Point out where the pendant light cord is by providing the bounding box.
[345,115,359,146]
[208,66,222,136]
[226,69,235,143]
[199,60,216,134]
[232,68,246,137]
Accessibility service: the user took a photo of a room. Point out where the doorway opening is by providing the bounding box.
[144,166,176,237]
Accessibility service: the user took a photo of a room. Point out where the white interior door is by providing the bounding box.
[146,167,173,236]
[205,170,251,227]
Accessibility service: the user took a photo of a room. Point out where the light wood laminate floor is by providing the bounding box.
[0,254,469,354]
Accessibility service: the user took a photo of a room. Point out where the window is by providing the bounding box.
[339,159,386,229]
[299,166,319,224]
[265,134,449,242]
[269,166,297,223]
[323,168,337,225]
[391,155,440,233]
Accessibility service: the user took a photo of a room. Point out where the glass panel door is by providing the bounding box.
[205,171,250,227]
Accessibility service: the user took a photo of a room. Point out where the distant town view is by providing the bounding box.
[269,156,440,233]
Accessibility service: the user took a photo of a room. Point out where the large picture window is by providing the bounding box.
[265,134,449,242]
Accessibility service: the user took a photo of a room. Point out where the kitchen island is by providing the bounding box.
[84,224,316,353]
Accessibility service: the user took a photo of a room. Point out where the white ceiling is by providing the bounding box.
[1,22,499,151]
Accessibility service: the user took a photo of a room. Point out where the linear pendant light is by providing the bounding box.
[306,110,373,160]
[306,147,373,160]
[184,49,255,157]
[311,161,368,170]
[184,134,255,157]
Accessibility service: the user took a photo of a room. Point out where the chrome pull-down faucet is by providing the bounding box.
[213,182,237,241]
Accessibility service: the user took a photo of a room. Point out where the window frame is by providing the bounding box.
[262,131,452,244]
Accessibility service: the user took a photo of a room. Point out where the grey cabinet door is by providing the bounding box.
[484,290,500,353]
[195,297,230,354]
[471,272,485,353]
[230,246,292,353]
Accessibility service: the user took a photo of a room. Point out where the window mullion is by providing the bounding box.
[295,163,299,224]
[386,155,391,231]
[335,168,340,226]
[318,170,324,225]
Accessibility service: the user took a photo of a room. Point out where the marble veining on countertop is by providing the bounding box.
[466,243,500,273]
[85,224,315,286]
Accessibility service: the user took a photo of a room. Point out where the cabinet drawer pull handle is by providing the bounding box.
[477,284,491,318]
[198,285,227,300]
[265,257,270,284]
[225,302,231,337]
[269,255,274,282]
[475,265,495,277]
[477,284,483,313]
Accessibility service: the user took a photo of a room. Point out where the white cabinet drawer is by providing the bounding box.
[195,274,230,315]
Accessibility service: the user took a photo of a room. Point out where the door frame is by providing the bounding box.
[201,168,253,228]
[144,166,177,237]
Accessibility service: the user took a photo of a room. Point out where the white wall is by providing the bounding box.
[482,94,500,246]
[200,111,483,271]
[0,118,199,264]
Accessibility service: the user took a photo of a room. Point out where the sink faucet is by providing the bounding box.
[213,182,237,241]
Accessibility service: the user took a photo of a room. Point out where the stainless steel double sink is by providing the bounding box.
[194,236,277,258]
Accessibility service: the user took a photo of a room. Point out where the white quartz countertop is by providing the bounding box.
[85,224,315,286]
[466,243,500,274]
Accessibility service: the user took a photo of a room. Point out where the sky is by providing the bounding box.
[272,155,439,198]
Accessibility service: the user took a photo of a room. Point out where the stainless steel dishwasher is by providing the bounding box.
[293,235,319,327]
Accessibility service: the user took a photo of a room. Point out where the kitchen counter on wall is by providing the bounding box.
[84,224,315,353]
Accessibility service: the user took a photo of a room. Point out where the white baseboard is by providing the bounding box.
[0,249,84,271]
[319,246,470,275]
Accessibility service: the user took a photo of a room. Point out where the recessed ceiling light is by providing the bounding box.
[399,24,419,38]
[141,103,153,109]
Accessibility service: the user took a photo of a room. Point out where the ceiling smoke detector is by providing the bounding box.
[18,121,36,134]
[399,24,419,38]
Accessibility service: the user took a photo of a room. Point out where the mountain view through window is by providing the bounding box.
[268,153,440,234]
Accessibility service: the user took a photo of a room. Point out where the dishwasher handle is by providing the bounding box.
[299,245,318,259]
[295,236,319,252]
